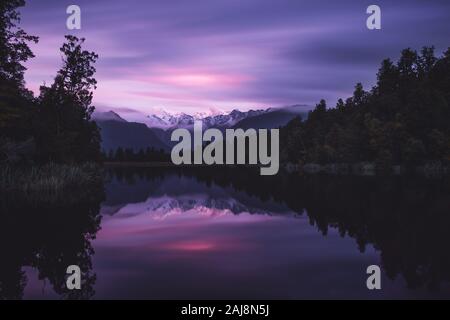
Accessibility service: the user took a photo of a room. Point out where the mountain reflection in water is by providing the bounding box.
[1,167,449,299]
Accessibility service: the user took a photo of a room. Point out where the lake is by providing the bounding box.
[2,167,449,299]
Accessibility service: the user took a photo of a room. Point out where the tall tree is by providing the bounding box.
[0,0,38,162]
[0,0,38,88]
[280,47,450,170]
[38,36,101,163]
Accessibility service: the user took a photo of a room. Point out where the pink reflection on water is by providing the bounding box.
[95,199,278,256]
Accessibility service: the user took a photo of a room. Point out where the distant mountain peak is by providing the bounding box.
[94,105,310,129]
[92,111,127,122]
[144,108,269,129]
[91,105,309,152]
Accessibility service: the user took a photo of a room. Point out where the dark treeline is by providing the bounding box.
[281,47,450,172]
[103,147,170,162]
[0,0,101,165]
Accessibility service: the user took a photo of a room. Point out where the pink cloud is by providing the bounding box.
[142,68,253,88]
[163,241,216,252]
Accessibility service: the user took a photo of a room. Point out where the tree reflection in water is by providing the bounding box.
[109,167,450,292]
[1,167,449,299]
[0,186,104,300]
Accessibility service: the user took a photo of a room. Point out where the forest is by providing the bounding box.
[280,47,450,174]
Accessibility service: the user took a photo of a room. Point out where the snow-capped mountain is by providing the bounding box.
[145,108,268,129]
[93,105,309,150]
[92,111,169,152]
[146,111,196,128]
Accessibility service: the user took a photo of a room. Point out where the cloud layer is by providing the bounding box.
[20,0,450,116]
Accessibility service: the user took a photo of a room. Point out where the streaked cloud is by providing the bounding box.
[20,0,450,116]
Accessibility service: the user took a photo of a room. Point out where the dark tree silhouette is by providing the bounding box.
[1,2,102,165]
[37,36,101,163]
[0,0,38,88]
[0,0,38,159]
[104,146,170,162]
[0,183,104,300]
[281,47,450,172]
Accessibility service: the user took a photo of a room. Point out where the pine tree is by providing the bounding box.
[38,36,101,163]
[0,0,38,89]
[0,0,38,163]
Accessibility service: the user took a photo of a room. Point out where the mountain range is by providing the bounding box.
[145,109,268,129]
[93,111,169,152]
[93,105,308,152]
[101,171,295,216]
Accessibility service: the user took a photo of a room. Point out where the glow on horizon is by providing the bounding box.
[23,36,268,116]
[19,0,450,116]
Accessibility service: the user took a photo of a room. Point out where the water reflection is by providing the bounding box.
[94,168,450,299]
[0,186,104,299]
[2,167,450,299]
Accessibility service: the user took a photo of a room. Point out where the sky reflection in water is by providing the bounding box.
[23,171,450,299]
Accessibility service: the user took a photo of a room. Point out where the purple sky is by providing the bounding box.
[20,0,450,117]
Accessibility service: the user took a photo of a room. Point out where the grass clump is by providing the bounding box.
[0,163,103,204]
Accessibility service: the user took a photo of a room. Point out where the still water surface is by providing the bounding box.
[18,168,450,299]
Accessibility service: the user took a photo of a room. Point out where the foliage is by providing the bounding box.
[0,163,103,204]
[0,1,101,164]
[0,0,38,143]
[281,47,450,169]
[0,165,103,299]
[37,36,101,163]
[0,0,38,89]
[104,146,170,163]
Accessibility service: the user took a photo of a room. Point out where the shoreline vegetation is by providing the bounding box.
[103,161,450,177]
[0,163,103,204]
[287,161,449,177]
[1,1,104,205]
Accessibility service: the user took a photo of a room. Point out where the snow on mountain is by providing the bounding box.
[95,105,310,137]
[146,112,194,129]
[145,108,268,129]
[101,193,295,218]
[92,111,169,152]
